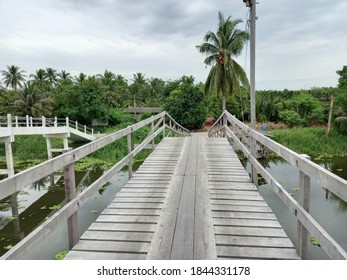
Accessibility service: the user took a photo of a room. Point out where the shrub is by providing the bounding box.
[279,110,302,127]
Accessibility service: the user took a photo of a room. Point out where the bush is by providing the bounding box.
[279,110,302,127]
[108,109,134,126]
[164,76,207,130]
[335,117,347,134]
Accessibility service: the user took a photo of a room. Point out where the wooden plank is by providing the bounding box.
[209,190,260,195]
[89,222,157,232]
[215,236,295,248]
[211,200,268,207]
[214,226,288,237]
[213,218,282,228]
[175,138,190,175]
[102,208,161,216]
[170,175,196,259]
[96,215,158,224]
[72,240,150,253]
[112,197,165,203]
[65,251,146,260]
[81,230,153,242]
[217,246,300,260]
[116,193,167,198]
[212,211,277,220]
[212,204,272,213]
[109,202,163,209]
[147,176,185,259]
[210,194,263,200]
[194,137,217,259]
[120,188,168,193]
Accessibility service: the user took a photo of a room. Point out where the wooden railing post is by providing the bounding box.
[15,116,18,127]
[66,117,69,127]
[84,125,87,134]
[63,148,78,249]
[297,154,311,259]
[54,117,58,127]
[168,119,172,137]
[127,132,133,179]
[75,121,78,130]
[29,116,33,127]
[42,116,46,127]
[151,121,155,151]
[7,114,12,128]
[26,115,29,127]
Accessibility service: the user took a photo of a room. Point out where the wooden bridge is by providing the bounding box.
[1,111,347,260]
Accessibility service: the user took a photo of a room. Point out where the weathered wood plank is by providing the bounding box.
[109,202,163,209]
[215,236,295,248]
[89,222,157,232]
[194,137,217,260]
[65,251,146,260]
[96,215,158,224]
[170,175,196,259]
[112,197,165,203]
[212,204,273,213]
[212,211,277,220]
[72,240,150,253]
[213,218,282,228]
[217,246,300,260]
[101,208,161,216]
[214,226,288,237]
[81,230,153,242]
[211,199,268,207]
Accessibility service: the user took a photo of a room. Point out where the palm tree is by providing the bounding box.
[97,70,115,86]
[74,73,87,83]
[132,72,147,85]
[30,69,48,88]
[197,11,249,111]
[1,65,26,91]
[14,81,54,117]
[45,67,57,87]
[57,70,73,84]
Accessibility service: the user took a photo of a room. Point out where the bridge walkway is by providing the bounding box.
[65,136,300,260]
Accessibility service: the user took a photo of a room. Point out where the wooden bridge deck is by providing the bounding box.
[65,137,300,260]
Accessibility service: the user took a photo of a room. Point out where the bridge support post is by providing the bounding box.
[63,148,78,249]
[127,133,133,179]
[297,154,311,259]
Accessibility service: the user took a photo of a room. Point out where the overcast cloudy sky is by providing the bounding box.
[0,0,346,90]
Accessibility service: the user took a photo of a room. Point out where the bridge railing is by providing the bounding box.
[0,114,97,138]
[208,110,347,260]
[0,111,189,259]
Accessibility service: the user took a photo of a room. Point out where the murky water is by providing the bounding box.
[245,156,347,260]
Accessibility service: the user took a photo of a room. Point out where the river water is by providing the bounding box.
[246,156,347,260]
[0,156,346,259]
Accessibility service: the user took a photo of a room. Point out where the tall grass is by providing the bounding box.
[271,127,347,158]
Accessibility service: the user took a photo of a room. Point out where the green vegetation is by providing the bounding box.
[164,76,207,130]
[310,236,320,247]
[55,250,67,260]
[271,127,347,158]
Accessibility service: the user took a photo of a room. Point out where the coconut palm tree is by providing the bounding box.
[197,11,249,111]
[1,65,26,91]
[97,70,115,86]
[45,67,57,87]
[57,70,73,84]
[74,73,87,83]
[30,69,48,88]
[14,81,54,117]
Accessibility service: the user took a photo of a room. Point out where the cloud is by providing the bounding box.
[0,0,346,89]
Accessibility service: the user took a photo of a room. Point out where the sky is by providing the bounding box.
[0,0,346,90]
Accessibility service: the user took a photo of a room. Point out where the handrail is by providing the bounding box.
[209,110,347,260]
[0,114,97,139]
[0,111,190,259]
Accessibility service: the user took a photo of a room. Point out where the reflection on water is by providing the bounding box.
[245,155,347,260]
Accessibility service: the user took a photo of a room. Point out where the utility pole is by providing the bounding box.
[243,0,258,185]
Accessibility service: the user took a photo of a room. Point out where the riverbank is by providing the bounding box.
[270,127,347,160]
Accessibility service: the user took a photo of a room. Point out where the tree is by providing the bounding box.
[14,82,54,117]
[197,12,249,111]
[164,76,207,130]
[74,73,87,83]
[58,70,73,84]
[45,67,57,87]
[1,65,26,91]
[336,66,347,89]
[30,69,48,88]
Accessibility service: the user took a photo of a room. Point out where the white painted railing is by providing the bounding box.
[209,110,347,260]
[0,114,97,138]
